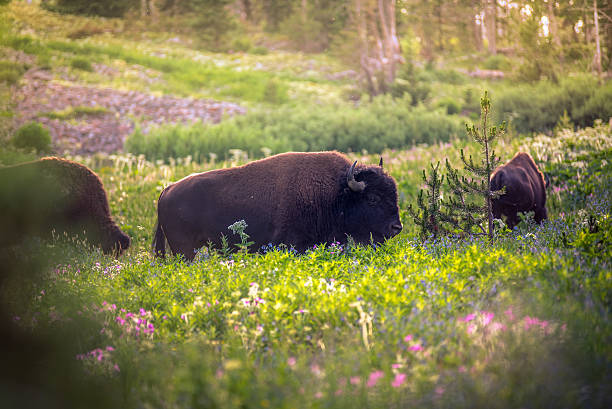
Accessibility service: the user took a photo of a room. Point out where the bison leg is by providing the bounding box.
[534,206,548,224]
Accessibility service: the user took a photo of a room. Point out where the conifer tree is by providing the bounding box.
[407,161,445,239]
[443,91,505,239]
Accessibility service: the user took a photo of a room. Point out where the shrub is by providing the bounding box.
[436,97,462,115]
[41,0,138,18]
[11,122,52,153]
[71,58,93,72]
[0,61,28,85]
[483,54,512,71]
[493,75,609,134]
[125,98,465,162]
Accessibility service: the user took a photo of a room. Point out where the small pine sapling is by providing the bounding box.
[408,162,446,239]
[443,91,506,239]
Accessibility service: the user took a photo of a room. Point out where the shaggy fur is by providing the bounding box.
[154,151,402,260]
[0,157,130,255]
[490,152,548,229]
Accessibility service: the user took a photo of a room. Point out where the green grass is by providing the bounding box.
[37,105,110,120]
[1,123,610,408]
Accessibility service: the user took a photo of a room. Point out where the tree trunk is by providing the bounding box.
[593,0,603,78]
[473,1,483,51]
[484,0,496,54]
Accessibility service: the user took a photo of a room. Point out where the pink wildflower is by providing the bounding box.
[350,376,361,385]
[403,334,413,342]
[504,307,515,321]
[460,313,476,322]
[391,373,406,388]
[106,346,114,352]
[287,357,297,367]
[435,386,445,396]
[391,363,402,369]
[467,324,476,334]
[458,366,467,373]
[409,344,423,352]
[113,364,120,372]
[482,311,494,326]
[366,370,384,387]
[314,391,323,399]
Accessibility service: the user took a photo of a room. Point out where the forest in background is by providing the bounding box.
[38,0,612,91]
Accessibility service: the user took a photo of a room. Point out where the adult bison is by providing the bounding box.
[154,151,402,260]
[0,157,130,255]
[490,152,548,229]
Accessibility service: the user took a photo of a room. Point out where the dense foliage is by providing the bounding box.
[41,0,138,18]
[125,99,465,162]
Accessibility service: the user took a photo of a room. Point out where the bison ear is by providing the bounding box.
[379,157,383,168]
[347,161,366,193]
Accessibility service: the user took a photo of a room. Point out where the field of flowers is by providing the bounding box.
[1,123,610,408]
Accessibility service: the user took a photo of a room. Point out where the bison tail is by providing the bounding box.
[153,222,167,258]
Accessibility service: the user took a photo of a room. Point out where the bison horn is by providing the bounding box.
[379,157,383,168]
[347,161,366,192]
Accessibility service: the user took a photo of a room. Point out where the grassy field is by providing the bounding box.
[1,2,611,408]
[2,122,611,408]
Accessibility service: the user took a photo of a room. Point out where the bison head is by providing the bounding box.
[340,161,402,245]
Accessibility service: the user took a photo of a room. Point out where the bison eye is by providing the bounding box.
[367,193,380,205]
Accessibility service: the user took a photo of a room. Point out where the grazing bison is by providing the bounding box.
[0,157,130,255]
[490,152,547,229]
[154,151,402,260]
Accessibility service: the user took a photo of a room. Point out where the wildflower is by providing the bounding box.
[391,373,406,388]
[409,344,423,352]
[458,365,467,373]
[314,391,323,399]
[139,308,146,316]
[403,334,413,342]
[106,346,115,352]
[113,364,120,372]
[467,324,476,334]
[504,307,515,321]
[482,311,494,326]
[435,386,445,396]
[350,376,361,385]
[391,363,402,369]
[460,313,476,322]
[367,370,384,387]
[287,357,297,367]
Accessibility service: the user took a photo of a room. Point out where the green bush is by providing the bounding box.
[436,97,462,115]
[493,75,611,134]
[125,97,465,162]
[483,54,512,71]
[70,57,93,72]
[0,61,28,85]
[11,122,52,153]
[41,0,138,18]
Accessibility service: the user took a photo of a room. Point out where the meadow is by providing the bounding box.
[1,121,610,408]
[1,2,611,408]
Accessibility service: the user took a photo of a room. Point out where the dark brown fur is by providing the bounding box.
[490,152,547,229]
[0,157,130,255]
[154,151,402,260]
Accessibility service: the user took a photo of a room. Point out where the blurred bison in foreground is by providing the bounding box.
[490,152,548,229]
[0,157,130,255]
[154,151,402,260]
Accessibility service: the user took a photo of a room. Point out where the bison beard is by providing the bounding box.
[154,151,402,260]
[0,157,130,255]
[490,152,547,229]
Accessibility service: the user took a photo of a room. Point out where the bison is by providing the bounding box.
[490,152,548,229]
[0,157,130,255]
[153,151,402,260]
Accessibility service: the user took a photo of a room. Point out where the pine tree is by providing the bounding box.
[443,91,505,239]
[408,162,445,239]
